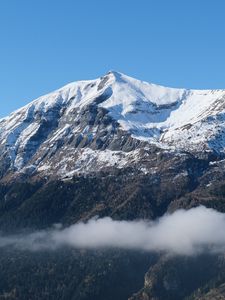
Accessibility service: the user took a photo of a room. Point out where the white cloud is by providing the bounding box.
[1,206,225,255]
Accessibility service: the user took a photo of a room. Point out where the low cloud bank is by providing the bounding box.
[1,206,225,255]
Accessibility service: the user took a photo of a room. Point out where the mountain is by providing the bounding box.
[1,72,225,300]
[1,71,225,181]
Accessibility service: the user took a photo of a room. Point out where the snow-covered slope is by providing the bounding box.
[1,71,225,179]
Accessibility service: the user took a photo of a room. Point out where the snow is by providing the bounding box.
[37,165,51,171]
[98,74,225,146]
[44,148,142,177]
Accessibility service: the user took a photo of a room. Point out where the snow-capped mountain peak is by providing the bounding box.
[1,71,225,179]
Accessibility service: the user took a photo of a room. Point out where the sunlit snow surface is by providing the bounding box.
[1,71,225,175]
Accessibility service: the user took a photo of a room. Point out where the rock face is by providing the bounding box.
[1,71,225,181]
[1,72,225,300]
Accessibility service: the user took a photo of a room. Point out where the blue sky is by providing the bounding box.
[1,0,225,117]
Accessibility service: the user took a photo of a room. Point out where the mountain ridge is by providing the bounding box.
[1,71,225,181]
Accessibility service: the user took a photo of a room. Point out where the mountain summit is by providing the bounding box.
[1,71,225,180]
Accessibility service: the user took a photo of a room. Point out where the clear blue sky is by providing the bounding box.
[1,0,225,117]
